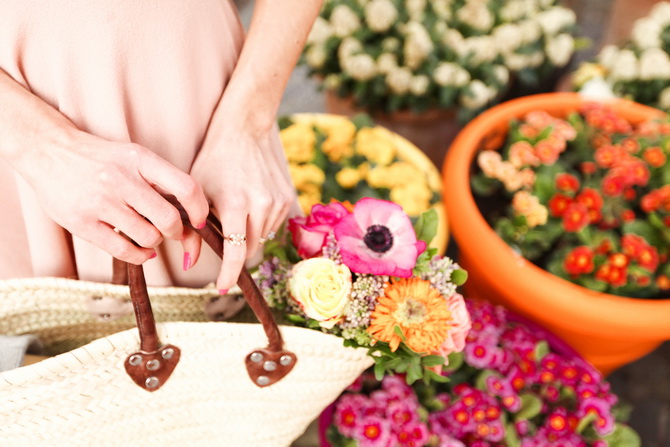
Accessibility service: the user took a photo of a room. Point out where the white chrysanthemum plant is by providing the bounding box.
[302,0,580,121]
[573,1,670,110]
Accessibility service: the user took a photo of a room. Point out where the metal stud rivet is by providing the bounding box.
[256,376,270,386]
[162,348,174,359]
[129,354,143,366]
[263,361,277,372]
[146,359,161,371]
[92,296,102,301]
[279,355,293,366]
[145,377,160,389]
[250,352,264,363]
[100,313,111,320]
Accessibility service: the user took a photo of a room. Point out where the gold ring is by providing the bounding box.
[223,233,247,246]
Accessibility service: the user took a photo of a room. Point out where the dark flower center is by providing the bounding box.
[364,225,394,253]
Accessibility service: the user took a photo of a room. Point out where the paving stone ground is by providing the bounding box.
[236,2,670,445]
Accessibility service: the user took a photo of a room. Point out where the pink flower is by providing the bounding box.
[354,416,392,447]
[437,293,472,358]
[334,198,426,277]
[288,202,350,258]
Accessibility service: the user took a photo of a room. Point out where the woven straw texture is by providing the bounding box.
[0,322,372,446]
[0,277,215,354]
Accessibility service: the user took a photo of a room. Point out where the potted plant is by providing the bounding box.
[571,2,670,110]
[442,92,670,375]
[280,113,449,253]
[300,0,580,165]
[320,299,641,446]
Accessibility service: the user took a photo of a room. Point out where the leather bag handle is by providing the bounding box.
[120,210,296,392]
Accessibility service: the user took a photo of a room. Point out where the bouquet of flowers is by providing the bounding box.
[302,0,579,120]
[572,2,670,110]
[259,197,469,382]
[280,114,441,217]
[325,299,640,447]
[472,103,670,298]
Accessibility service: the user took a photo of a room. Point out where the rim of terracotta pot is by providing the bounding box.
[442,92,670,341]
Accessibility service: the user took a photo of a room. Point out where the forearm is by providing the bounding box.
[211,0,323,133]
[0,69,79,176]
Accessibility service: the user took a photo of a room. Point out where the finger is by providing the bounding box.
[181,226,202,271]
[90,223,156,265]
[216,213,249,292]
[101,205,163,249]
[124,183,184,240]
[137,151,209,229]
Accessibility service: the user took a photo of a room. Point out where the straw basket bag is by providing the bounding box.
[0,212,373,447]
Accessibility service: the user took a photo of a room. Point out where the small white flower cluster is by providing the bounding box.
[301,0,577,115]
[592,2,670,109]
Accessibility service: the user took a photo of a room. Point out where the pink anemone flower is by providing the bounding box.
[333,198,426,277]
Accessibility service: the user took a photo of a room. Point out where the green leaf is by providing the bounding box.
[576,412,597,433]
[534,340,550,362]
[277,116,294,130]
[374,360,386,381]
[421,355,446,367]
[451,269,469,286]
[351,113,375,129]
[285,314,306,324]
[475,370,497,391]
[604,424,641,447]
[444,352,464,372]
[514,394,542,421]
[413,208,439,246]
[393,325,407,342]
[504,422,521,447]
[424,368,450,383]
[407,362,423,384]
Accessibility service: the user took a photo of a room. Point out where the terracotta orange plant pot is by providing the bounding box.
[442,92,670,375]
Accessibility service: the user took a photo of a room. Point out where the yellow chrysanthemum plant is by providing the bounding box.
[258,197,470,385]
[281,113,448,252]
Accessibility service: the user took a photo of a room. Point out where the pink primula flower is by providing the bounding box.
[437,293,471,358]
[288,202,350,258]
[334,198,426,277]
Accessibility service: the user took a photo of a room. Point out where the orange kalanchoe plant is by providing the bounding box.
[472,103,670,298]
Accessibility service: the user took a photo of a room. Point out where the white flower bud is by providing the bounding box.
[610,49,639,81]
[632,17,662,49]
[518,20,542,45]
[342,54,378,81]
[382,37,401,52]
[409,75,430,95]
[457,0,494,32]
[659,86,670,109]
[639,47,670,80]
[598,45,619,69]
[492,65,509,86]
[546,34,574,66]
[324,74,342,89]
[650,2,670,27]
[442,29,464,51]
[403,22,434,70]
[536,7,576,36]
[364,0,398,33]
[307,17,333,45]
[305,45,328,69]
[406,0,427,21]
[330,5,361,38]
[338,37,363,61]
[461,36,498,65]
[386,67,413,93]
[461,80,494,109]
[432,0,453,20]
[500,0,526,22]
[433,62,470,86]
[494,24,523,53]
[377,53,398,74]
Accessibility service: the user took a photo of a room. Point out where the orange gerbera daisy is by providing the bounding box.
[367,278,451,353]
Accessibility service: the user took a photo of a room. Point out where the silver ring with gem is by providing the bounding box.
[259,231,276,244]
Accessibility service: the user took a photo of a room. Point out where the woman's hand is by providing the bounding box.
[13,129,210,266]
[190,118,295,292]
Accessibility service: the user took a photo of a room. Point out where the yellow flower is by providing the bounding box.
[368,278,451,353]
[320,119,357,162]
[355,127,397,165]
[390,181,433,216]
[289,164,326,190]
[366,166,392,188]
[280,122,316,163]
[289,258,352,329]
[298,191,322,215]
[335,167,362,189]
[386,162,422,188]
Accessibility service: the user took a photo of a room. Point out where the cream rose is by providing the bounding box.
[289,258,352,328]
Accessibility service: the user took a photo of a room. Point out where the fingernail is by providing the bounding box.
[196,221,207,229]
[183,252,191,271]
[219,288,229,295]
[149,251,157,259]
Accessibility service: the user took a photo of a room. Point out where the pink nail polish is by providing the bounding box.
[149,251,157,259]
[219,288,229,295]
[196,221,207,229]
[183,252,191,271]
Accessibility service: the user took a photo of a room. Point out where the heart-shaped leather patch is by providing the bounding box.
[245,348,297,388]
[124,344,181,392]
